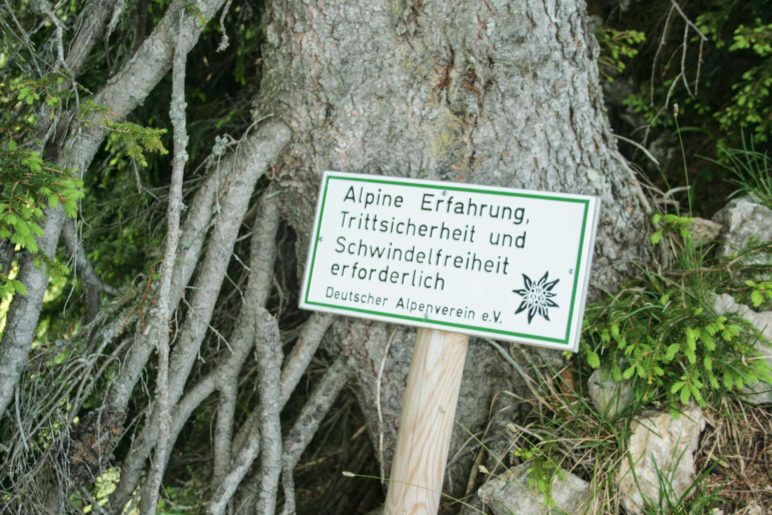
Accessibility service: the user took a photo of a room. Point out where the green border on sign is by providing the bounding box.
[303,174,590,346]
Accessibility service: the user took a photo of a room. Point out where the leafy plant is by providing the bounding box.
[105,121,168,168]
[582,215,771,407]
[512,446,566,508]
[596,27,646,82]
[0,140,82,299]
[744,279,772,309]
[713,20,772,141]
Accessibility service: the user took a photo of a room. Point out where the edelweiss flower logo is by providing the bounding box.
[513,272,559,323]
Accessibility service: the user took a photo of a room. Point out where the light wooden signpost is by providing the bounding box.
[300,172,599,514]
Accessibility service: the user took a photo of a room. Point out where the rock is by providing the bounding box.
[713,294,772,404]
[478,463,590,515]
[588,368,633,418]
[713,294,772,341]
[712,198,772,267]
[689,217,722,245]
[616,406,706,514]
[743,502,764,515]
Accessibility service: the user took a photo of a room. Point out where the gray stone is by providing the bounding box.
[690,217,722,245]
[713,294,772,404]
[478,463,590,515]
[588,368,633,418]
[712,198,772,267]
[616,406,706,514]
[744,502,764,515]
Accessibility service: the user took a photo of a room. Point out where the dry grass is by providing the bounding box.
[697,399,772,513]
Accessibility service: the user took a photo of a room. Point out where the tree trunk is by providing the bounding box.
[258,0,647,496]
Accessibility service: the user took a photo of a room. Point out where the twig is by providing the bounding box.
[142,13,189,515]
[680,24,693,97]
[650,6,675,107]
[694,37,704,95]
[66,0,119,76]
[485,339,544,403]
[2,0,44,75]
[663,185,690,198]
[35,0,72,76]
[216,0,233,52]
[61,219,118,322]
[670,0,708,40]
[106,0,124,39]
[14,386,28,451]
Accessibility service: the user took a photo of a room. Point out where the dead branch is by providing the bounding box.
[208,423,261,515]
[212,376,238,487]
[163,124,289,408]
[141,12,190,514]
[254,308,283,514]
[216,313,334,512]
[107,121,290,418]
[280,355,351,515]
[61,219,118,322]
[230,313,333,458]
[110,190,282,511]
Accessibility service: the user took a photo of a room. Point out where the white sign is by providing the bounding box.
[300,172,600,351]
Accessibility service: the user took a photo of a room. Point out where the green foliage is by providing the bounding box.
[105,121,168,168]
[649,213,692,245]
[0,140,82,298]
[582,215,771,407]
[713,20,772,141]
[0,74,71,139]
[512,446,565,508]
[86,467,120,513]
[744,279,772,309]
[0,140,81,325]
[69,466,121,514]
[596,27,646,82]
[604,1,769,217]
[688,9,772,144]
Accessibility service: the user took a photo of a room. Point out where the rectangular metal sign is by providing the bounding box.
[300,171,600,351]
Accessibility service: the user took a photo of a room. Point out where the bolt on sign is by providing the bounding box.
[300,171,600,352]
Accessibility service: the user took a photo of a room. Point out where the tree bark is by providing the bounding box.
[257,0,647,497]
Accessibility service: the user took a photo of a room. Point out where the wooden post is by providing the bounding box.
[384,328,469,514]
